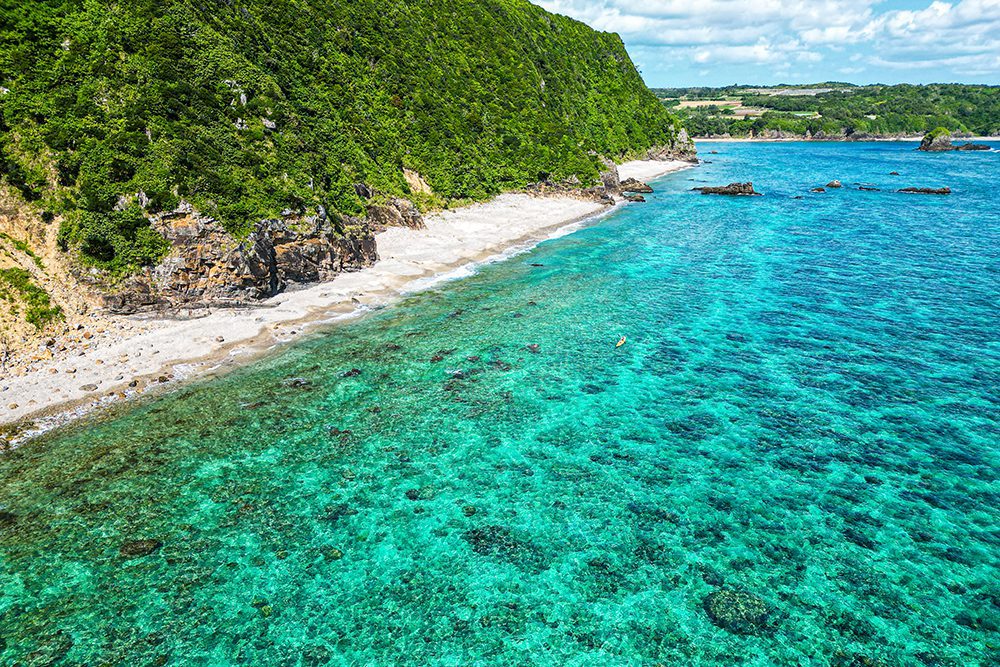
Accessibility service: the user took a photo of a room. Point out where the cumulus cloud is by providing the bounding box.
[535,0,1000,83]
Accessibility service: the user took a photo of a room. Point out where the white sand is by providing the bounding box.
[1,159,692,437]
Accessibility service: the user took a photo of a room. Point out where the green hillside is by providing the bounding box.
[655,84,999,139]
[0,0,685,273]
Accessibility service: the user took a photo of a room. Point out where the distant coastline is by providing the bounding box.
[695,135,1000,143]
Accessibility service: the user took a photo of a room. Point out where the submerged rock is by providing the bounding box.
[811,187,826,193]
[898,187,951,195]
[693,182,761,196]
[703,589,772,635]
[282,377,312,388]
[119,538,163,558]
[462,525,546,571]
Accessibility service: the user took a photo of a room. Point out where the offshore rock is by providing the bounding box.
[899,187,951,195]
[919,131,990,152]
[703,589,772,635]
[104,208,378,313]
[827,180,843,188]
[693,182,761,196]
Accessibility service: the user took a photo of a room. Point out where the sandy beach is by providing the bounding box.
[1,159,692,440]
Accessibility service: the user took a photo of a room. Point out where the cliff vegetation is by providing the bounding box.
[1,0,685,277]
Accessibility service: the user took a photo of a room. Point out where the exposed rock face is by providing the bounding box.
[105,208,377,312]
[620,178,653,194]
[693,182,761,196]
[403,168,433,195]
[599,158,621,192]
[899,187,951,195]
[919,131,990,152]
[645,129,698,162]
[366,198,425,231]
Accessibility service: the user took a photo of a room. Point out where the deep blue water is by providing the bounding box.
[1,142,998,666]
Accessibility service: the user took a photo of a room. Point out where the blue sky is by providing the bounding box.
[535,0,1000,87]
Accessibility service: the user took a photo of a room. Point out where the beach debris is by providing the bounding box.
[703,589,772,635]
[826,180,842,188]
[898,187,951,195]
[620,178,653,194]
[119,538,163,558]
[692,182,761,196]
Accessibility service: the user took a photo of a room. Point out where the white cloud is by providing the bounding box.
[534,0,1000,82]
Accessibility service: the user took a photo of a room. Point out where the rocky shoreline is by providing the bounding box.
[1,159,695,445]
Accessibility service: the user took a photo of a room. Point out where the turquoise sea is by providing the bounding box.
[1,142,998,666]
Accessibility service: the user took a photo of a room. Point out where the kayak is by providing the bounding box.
[616,336,627,348]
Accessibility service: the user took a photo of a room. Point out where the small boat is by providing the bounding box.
[616,335,627,348]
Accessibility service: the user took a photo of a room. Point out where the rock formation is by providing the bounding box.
[693,182,761,196]
[919,131,990,152]
[898,187,951,195]
[620,178,654,194]
[104,206,378,313]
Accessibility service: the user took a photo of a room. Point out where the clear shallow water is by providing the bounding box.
[2,142,998,666]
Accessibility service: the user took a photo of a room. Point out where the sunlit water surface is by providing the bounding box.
[1,143,998,666]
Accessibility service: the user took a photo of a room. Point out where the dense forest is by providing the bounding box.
[655,84,1000,139]
[0,0,685,273]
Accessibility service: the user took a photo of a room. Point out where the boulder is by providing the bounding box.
[623,193,646,203]
[898,187,951,195]
[811,187,826,193]
[620,178,653,194]
[826,180,843,188]
[692,182,761,196]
